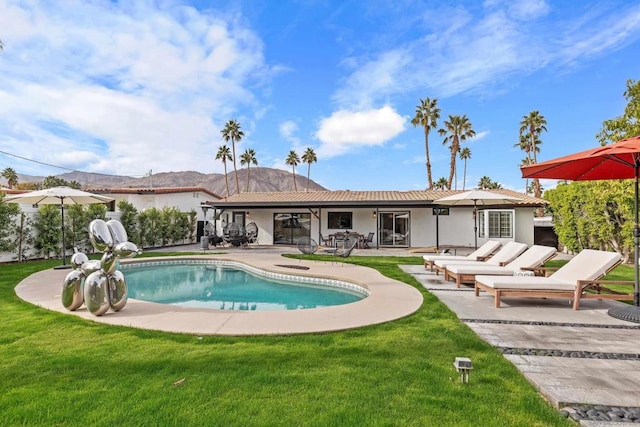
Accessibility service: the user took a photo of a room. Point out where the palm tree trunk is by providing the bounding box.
[306,164,311,192]
[232,140,240,195]
[424,127,433,189]
[223,163,230,198]
[463,160,467,190]
[292,167,297,191]
[447,140,458,189]
[246,166,251,192]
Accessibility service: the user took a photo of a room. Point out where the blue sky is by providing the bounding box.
[1,0,640,192]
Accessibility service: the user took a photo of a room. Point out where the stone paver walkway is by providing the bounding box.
[402,263,640,425]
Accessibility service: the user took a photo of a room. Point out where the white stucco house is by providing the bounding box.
[203,189,547,250]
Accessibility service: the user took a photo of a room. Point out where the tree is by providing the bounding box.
[433,177,449,190]
[411,97,440,189]
[42,176,68,188]
[240,148,258,192]
[220,119,244,195]
[215,145,232,197]
[1,167,18,189]
[459,147,471,190]
[597,79,640,144]
[520,157,535,194]
[0,39,4,51]
[439,115,475,190]
[0,193,19,253]
[519,111,547,202]
[301,147,317,192]
[285,150,300,191]
[477,176,502,190]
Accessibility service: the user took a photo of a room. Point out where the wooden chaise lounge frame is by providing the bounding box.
[445,245,557,288]
[474,249,634,310]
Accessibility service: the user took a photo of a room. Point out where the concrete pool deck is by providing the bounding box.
[15,253,423,336]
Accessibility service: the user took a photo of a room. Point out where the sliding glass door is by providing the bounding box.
[273,213,311,245]
[378,211,410,247]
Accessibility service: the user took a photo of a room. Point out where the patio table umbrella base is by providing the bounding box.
[608,306,640,324]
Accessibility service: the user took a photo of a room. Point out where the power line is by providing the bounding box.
[0,149,146,177]
[0,149,76,171]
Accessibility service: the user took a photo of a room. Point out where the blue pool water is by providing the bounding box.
[122,261,367,311]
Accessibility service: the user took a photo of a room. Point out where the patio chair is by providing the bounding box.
[474,249,632,309]
[319,233,333,247]
[245,222,259,246]
[362,232,374,248]
[297,237,318,254]
[332,236,358,264]
[434,241,528,276]
[444,245,557,288]
[423,240,501,271]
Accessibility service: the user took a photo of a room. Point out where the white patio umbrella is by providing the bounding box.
[3,186,114,268]
[435,190,522,249]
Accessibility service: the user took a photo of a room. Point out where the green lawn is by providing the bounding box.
[0,253,582,426]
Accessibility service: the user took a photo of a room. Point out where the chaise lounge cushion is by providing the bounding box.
[445,245,556,277]
[434,241,528,271]
[422,240,501,263]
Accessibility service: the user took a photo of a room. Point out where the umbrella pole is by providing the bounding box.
[608,163,640,322]
[436,208,440,252]
[53,201,71,270]
[473,201,478,249]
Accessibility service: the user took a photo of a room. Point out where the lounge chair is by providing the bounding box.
[434,241,528,276]
[474,249,632,309]
[445,245,557,288]
[422,240,502,272]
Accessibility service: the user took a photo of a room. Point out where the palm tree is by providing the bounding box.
[459,147,471,190]
[285,150,300,191]
[215,145,232,197]
[411,97,440,189]
[239,148,258,192]
[220,119,244,195]
[438,115,476,190]
[519,111,547,200]
[519,157,535,194]
[1,167,18,188]
[433,177,449,190]
[477,176,502,190]
[301,147,317,192]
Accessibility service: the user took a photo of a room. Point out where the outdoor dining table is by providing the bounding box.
[328,232,366,249]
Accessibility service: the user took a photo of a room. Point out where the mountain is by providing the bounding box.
[9,167,328,195]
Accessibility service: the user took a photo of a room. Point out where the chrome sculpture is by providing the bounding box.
[61,219,141,316]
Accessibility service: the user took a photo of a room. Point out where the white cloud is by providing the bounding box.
[315,106,406,158]
[331,2,640,106]
[0,1,272,176]
[279,120,301,146]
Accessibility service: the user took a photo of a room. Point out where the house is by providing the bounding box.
[205,189,546,249]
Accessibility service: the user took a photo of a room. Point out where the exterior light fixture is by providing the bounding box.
[372,211,377,218]
[453,357,473,383]
[246,211,251,219]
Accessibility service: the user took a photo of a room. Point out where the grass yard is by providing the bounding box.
[0,252,584,426]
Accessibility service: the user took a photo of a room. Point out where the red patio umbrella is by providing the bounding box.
[521,135,640,323]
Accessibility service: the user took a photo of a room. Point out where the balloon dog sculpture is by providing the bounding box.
[61,219,141,316]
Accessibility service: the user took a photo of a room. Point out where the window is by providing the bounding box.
[478,210,513,238]
[327,212,352,229]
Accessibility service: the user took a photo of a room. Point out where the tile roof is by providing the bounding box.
[87,187,223,199]
[208,189,547,207]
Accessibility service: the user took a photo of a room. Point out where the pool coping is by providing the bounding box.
[14,253,424,336]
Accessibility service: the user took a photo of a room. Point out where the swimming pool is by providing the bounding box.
[122,259,369,311]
